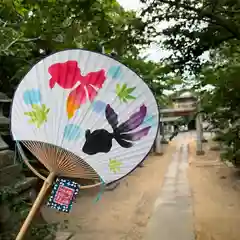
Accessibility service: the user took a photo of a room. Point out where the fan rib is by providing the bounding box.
[23,141,100,181]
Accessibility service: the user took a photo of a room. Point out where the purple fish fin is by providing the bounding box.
[118,105,147,133]
[105,104,118,130]
[120,126,151,141]
[114,136,133,148]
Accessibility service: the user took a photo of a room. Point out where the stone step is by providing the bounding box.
[0,164,22,186]
[14,177,38,194]
[0,135,9,150]
[1,133,15,150]
[0,177,38,225]
[0,149,15,168]
[0,116,10,125]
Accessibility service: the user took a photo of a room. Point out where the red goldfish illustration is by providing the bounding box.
[48,61,106,119]
[67,70,105,118]
[48,61,81,89]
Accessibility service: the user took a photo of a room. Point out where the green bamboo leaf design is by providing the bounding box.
[116,83,121,94]
[115,83,136,103]
[126,87,136,94]
[24,104,50,128]
[122,83,127,91]
[24,112,35,116]
[126,95,136,100]
[109,159,122,173]
[32,104,41,111]
[42,104,46,111]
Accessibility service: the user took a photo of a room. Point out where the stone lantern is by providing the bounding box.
[0,92,11,150]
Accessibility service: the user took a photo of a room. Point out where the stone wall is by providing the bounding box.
[0,93,37,235]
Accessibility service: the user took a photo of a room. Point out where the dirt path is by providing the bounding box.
[145,140,195,240]
[42,145,174,240]
[42,133,240,240]
[189,139,240,240]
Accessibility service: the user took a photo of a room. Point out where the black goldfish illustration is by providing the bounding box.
[82,104,151,155]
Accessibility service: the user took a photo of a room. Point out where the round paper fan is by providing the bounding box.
[11,49,159,239]
[12,49,159,184]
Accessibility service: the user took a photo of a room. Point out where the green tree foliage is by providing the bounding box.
[0,0,146,95]
[140,0,240,72]
[197,42,240,165]
[0,0,183,107]
[141,0,240,165]
[121,55,182,104]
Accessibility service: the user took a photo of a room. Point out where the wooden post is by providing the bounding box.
[15,172,55,240]
[160,122,168,144]
[200,115,208,143]
[155,125,163,155]
[196,102,204,155]
[102,46,105,54]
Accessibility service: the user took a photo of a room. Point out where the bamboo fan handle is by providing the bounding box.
[15,172,55,240]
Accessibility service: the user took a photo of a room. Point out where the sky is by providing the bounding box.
[117,0,212,94]
[117,0,172,62]
[117,0,143,11]
[117,0,209,63]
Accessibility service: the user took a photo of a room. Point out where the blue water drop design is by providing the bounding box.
[143,115,157,126]
[23,89,41,105]
[64,124,81,141]
[107,66,122,80]
[92,100,107,115]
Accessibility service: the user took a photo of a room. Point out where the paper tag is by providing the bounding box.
[47,178,80,213]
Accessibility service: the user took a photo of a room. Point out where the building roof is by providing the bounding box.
[160,107,196,114]
[180,91,194,98]
[172,91,197,101]
[160,117,181,122]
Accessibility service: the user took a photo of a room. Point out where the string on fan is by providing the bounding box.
[16,141,24,160]
[15,141,25,163]
[14,141,18,164]
[94,177,105,203]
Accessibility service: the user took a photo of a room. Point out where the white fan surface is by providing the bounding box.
[11,49,159,184]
